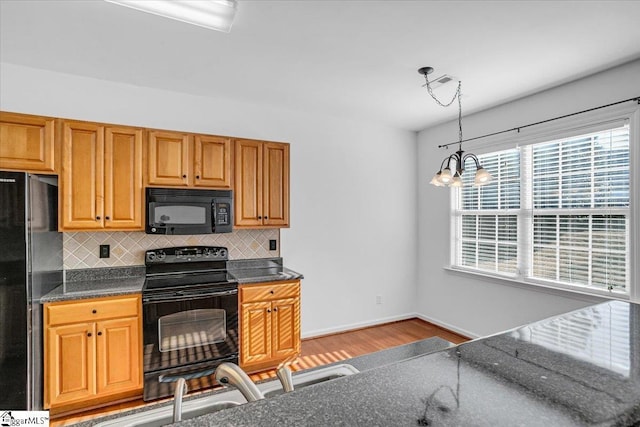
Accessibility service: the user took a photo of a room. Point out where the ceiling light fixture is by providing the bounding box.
[419,66,493,188]
[104,0,238,33]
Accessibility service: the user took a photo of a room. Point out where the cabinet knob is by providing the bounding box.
[105,216,110,220]
[258,216,262,219]
[182,175,187,179]
[265,216,268,220]
[92,309,97,314]
[267,309,271,313]
[196,175,200,179]
[270,290,274,294]
[97,331,102,336]
[87,332,92,337]
[274,307,278,312]
[96,216,101,220]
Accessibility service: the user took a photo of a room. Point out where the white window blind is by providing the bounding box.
[456,149,520,275]
[453,124,631,295]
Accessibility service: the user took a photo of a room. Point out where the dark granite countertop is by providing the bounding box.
[173,300,640,426]
[39,266,145,303]
[40,258,303,302]
[228,257,303,284]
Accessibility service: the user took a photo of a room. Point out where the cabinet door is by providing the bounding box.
[147,130,190,186]
[0,112,56,173]
[45,323,95,408]
[240,301,272,367]
[271,297,300,360]
[194,135,232,188]
[104,126,143,229]
[263,142,290,227]
[234,139,263,226]
[96,317,142,396]
[61,121,104,230]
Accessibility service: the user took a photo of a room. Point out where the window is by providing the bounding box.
[453,124,631,296]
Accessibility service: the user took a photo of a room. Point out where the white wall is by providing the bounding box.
[0,63,419,337]
[417,59,640,338]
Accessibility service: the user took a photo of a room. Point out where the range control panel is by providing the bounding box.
[145,246,228,264]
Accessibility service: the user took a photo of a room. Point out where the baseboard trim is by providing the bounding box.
[415,313,480,339]
[301,312,417,339]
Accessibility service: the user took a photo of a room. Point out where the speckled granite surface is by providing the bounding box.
[228,257,303,284]
[39,266,145,302]
[170,300,640,426]
[40,258,303,303]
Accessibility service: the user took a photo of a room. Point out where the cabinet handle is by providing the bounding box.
[92,309,97,314]
[87,332,92,337]
[97,331,102,336]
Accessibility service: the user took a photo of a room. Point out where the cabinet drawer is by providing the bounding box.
[241,281,300,303]
[46,295,140,326]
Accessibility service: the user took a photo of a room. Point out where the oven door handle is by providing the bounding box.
[157,355,238,383]
[143,288,238,303]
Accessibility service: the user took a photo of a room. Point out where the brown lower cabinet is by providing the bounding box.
[44,295,142,412]
[240,280,301,372]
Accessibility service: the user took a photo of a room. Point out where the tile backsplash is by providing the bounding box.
[63,229,279,269]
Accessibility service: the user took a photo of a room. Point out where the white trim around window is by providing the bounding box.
[448,102,640,303]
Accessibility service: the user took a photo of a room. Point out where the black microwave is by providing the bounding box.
[145,188,233,235]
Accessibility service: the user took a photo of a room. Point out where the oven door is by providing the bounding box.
[142,285,238,400]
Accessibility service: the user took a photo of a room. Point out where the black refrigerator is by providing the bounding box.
[0,171,62,410]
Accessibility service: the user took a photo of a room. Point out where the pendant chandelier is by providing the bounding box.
[419,66,493,188]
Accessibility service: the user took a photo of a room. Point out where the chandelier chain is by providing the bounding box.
[457,84,462,146]
[424,79,460,107]
[424,79,463,145]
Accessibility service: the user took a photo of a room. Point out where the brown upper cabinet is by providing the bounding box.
[146,130,232,188]
[0,111,57,173]
[60,121,143,231]
[234,139,290,228]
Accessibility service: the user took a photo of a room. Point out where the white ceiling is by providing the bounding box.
[2,0,640,132]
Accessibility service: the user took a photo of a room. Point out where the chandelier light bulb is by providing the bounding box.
[430,172,445,187]
[474,167,493,186]
[439,167,453,184]
[450,173,463,187]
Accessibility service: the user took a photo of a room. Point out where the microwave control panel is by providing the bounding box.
[214,200,231,226]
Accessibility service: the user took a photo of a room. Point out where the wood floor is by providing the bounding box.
[51,318,468,426]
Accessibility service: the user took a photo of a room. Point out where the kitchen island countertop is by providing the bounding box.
[173,300,640,426]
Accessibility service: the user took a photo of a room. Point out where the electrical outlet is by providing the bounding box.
[376,295,382,305]
[269,239,277,251]
[99,244,110,258]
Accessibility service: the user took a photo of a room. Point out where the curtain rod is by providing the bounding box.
[438,96,640,149]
